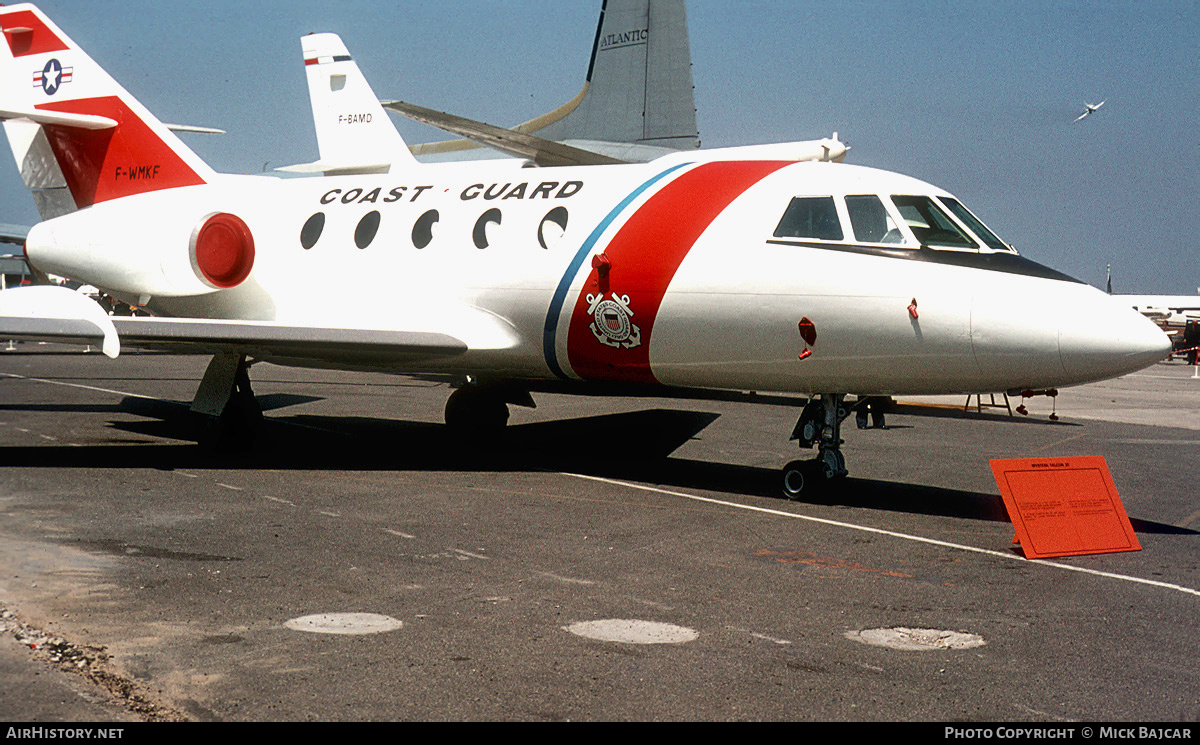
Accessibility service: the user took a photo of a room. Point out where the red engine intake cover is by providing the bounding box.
[192,212,254,289]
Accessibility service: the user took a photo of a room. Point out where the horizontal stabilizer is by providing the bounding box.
[0,107,116,130]
[163,123,225,135]
[653,137,849,166]
[0,222,29,245]
[275,159,393,176]
[382,100,627,167]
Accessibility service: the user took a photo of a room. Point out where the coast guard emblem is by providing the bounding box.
[587,292,641,349]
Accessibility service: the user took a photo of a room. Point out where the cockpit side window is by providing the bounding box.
[891,195,978,249]
[773,196,844,241]
[937,197,1010,251]
[845,195,909,245]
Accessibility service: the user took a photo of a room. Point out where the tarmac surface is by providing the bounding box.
[0,345,1197,721]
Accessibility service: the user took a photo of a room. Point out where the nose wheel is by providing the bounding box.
[782,393,850,500]
[781,459,819,499]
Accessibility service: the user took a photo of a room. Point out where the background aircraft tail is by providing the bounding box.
[412,0,699,160]
[531,0,699,150]
[280,33,416,176]
[0,3,216,218]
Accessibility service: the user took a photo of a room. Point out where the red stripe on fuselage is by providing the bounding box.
[564,160,790,384]
[36,96,206,207]
[0,9,68,57]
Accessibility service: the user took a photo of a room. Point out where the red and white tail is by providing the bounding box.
[0,3,215,217]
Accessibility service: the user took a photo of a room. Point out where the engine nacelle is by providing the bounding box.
[190,212,255,289]
[24,190,255,297]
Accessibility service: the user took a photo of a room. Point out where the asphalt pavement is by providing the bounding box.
[0,346,1196,721]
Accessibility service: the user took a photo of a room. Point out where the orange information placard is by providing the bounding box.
[989,456,1141,559]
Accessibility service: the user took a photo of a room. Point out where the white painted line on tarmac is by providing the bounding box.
[1105,439,1200,445]
[535,571,595,585]
[1178,509,1200,530]
[564,473,1200,599]
[726,626,793,645]
[1,372,159,400]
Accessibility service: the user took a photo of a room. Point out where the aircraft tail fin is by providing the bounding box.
[411,0,699,160]
[528,0,699,150]
[279,33,416,176]
[0,3,215,218]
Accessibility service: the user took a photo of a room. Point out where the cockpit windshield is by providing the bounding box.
[768,188,1016,255]
[891,195,977,249]
[936,197,1010,251]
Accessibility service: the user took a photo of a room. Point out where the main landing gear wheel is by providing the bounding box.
[211,384,263,453]
[444,384,510,436]
[193,353,262,453]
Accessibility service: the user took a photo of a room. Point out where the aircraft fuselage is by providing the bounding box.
[24,157,1169,397]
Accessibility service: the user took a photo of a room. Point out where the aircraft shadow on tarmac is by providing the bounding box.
[1,395,1191,534]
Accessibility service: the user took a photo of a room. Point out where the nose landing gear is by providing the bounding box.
[782,393,850,500]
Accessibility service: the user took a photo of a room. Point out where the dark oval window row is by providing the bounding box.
[299,208,568,251]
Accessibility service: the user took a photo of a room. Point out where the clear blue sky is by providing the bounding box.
[4,1,1197,294]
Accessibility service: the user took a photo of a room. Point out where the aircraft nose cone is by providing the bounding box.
[1058,295,1172,384]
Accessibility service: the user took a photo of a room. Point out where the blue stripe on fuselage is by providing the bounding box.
[541,163,690,379]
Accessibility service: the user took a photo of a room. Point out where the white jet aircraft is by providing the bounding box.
[1074,100,1106,122]
[0,5,1170,498]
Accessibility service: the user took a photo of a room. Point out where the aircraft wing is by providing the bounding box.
[110,318,469,363]
[1,314,471,365]
[0,286,511,367]
[381,100,628,167]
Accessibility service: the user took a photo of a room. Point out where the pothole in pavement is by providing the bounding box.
[846,627,986,651]
[564,619,699,645]
[283,612,403,635]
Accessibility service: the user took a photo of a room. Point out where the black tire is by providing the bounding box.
[201,392,262,454]
[445,386,509,435]
[782,460,814,500]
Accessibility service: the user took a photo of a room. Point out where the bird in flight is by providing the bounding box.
[1074,100,1106,122]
